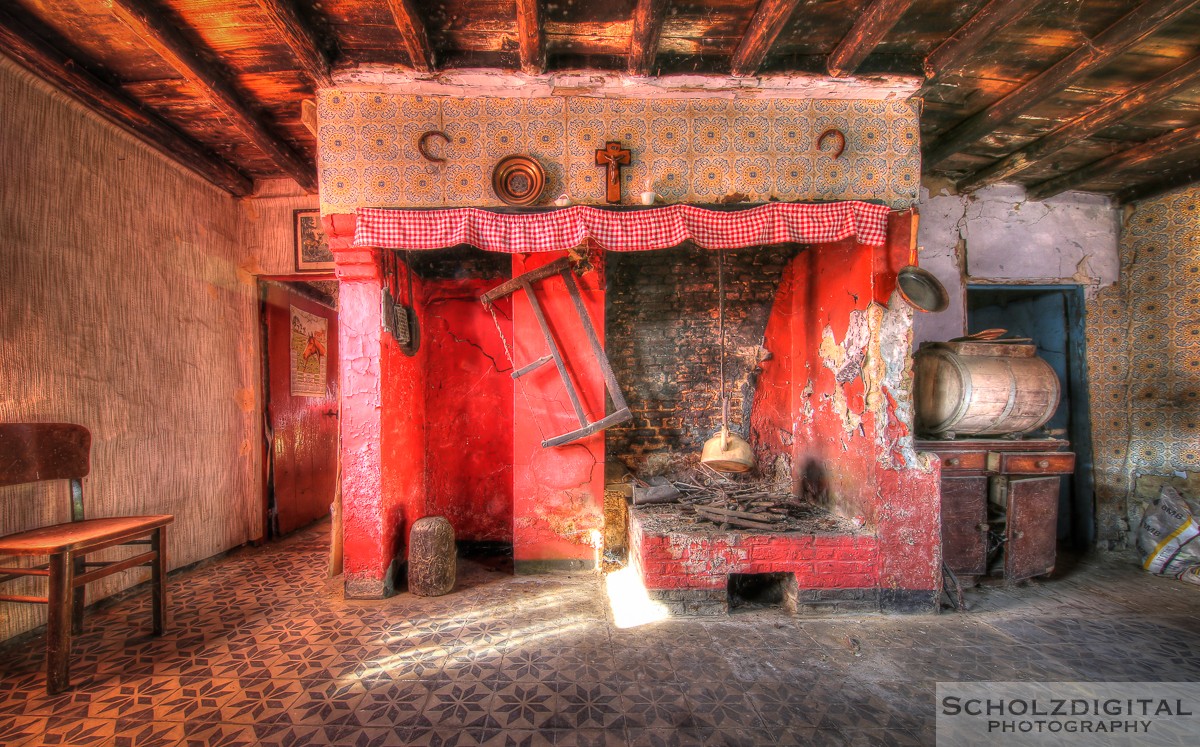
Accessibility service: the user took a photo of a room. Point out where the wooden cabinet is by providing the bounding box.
[917,439,1075,583]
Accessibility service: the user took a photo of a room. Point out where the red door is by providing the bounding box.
[263,282,339,537]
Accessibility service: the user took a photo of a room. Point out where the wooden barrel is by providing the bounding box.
[913,342,1060,438]
[408,516,456,596]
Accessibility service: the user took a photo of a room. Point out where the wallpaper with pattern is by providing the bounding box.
[1086,185,1200,546]
[315,92,921,214]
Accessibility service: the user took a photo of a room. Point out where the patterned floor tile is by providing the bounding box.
[111,718,186,747]
[353,679,435,729]
[284,678,366,725]
[424,681,497,728]
[0,714,47,747]
[551,682,627,729]
[39,715,116,746]
[474,727,558,747]
[489,682,558,729]
[219,677,305,724]
[679,683,764,729]
[3,521,1200,747]
[180,721,258,747]
[87,679,177,720]
[549,728,626,747]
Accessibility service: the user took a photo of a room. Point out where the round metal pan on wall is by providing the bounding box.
[491,155,546,206]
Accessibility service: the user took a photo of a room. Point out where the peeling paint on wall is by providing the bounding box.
[914,184,1120,347]
[818,300,926,472]
[818,314,866,438]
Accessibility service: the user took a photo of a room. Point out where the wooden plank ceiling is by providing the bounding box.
[2,0,1198,203]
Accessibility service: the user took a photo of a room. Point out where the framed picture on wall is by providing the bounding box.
[294,209,334,273]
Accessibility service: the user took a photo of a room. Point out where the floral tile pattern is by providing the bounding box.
[315,93,921,213]
[3,522,1199,746]
[1086,185,1200,544]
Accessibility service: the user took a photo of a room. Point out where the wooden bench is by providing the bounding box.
[0,423,173,693]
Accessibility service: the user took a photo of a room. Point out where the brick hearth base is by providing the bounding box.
[628,507,881,616]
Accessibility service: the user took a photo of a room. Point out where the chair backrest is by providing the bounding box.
[0,423,91,488]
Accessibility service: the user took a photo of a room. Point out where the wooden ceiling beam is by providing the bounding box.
[0,5,252,196]
[1116,161,1200,204]
[252,0,333,87]
[923,0,1040,79]
[628,0,669,76]
[730,0,802,77]
[1027,122,1200,200]
[516,0,545,74]
[827,0,917,78]
[924,0,1199,169]
[110,0,316,192]
[959,53,1200,191]
[384,0,434,73]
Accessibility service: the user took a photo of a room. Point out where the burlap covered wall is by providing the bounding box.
[0,55,265,640]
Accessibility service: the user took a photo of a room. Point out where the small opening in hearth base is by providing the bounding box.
[728,572,797,612]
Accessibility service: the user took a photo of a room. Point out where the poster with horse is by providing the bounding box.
[290,305,328,397]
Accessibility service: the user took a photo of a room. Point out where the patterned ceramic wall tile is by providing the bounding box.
[314,90,921,213]
[1085,185,1200,546]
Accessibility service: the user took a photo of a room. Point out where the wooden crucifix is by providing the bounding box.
[594,141,630,204]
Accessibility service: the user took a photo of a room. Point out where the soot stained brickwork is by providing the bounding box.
[606,243,799,473]
[406,245,511,280]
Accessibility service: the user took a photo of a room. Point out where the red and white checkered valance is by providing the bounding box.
[353,201,891,253]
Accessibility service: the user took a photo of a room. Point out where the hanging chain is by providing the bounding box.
[486,301,548,443]
[404,250,414,306]
[718,248,728,432]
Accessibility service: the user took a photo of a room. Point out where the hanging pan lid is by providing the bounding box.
[897,266,950,313]
[896,242,949,313]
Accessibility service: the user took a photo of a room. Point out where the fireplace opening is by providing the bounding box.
[728,572,795,611]
[605,242,799,476]
[457,540,514,574]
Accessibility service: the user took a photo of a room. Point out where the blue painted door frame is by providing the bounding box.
[967,284,1096,550]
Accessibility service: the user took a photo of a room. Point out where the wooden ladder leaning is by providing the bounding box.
[481,257,632,448]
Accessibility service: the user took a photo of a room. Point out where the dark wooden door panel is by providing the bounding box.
[264,283,339,537]
[1005,476,1059,581]
[941,476,988,576]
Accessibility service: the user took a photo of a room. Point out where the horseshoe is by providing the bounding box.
[417,130,451,163]
[817,128,846,160]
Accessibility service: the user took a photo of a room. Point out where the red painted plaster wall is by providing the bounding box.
[510,251,607,568]
[328,220,427,598]
[747,214,942,606]
[749,257,797,481]
[872,214,942,600]
[423,280,514,543]
[793,239,879,522]
[380,265,427,568]
[331,210,937,602]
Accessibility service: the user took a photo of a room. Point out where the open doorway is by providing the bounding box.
[967,285,1095,549]
[260,280,339,539]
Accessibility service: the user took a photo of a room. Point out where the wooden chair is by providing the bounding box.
[0,423,173,693]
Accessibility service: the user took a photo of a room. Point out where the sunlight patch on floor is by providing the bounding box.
[605,565,669,628]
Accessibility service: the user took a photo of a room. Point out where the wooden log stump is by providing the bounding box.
[408,517,456,596]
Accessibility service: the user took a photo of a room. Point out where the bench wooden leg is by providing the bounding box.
[71,554,85,635]
[46,551,74,695]
[151,527,167,636]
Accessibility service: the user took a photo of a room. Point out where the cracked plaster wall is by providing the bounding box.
[913,184,1120,347]
[422,279,514,543]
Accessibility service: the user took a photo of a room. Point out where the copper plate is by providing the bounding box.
[491,155,546,206]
